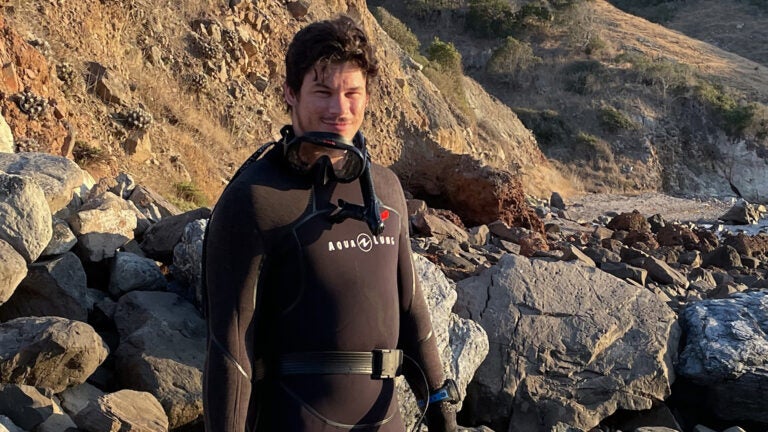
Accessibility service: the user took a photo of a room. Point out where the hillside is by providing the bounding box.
[375,0,768,202]
[0,0,567,215]
[3,0,768,211]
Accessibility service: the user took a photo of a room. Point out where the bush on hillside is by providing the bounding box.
[372,7,421,56]
[562,60,607,94]
[486,37,542,83]
[616,52,693,97]
[696,82,758,138]
[598,105,638,133]
[173,181,208,210]
[465,0,517,38]
[575,132,615,168]
[513,108,572,150]
[426,37,462,73]
[424,38,473,120]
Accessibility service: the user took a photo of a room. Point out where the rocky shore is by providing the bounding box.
[2,151,768,432]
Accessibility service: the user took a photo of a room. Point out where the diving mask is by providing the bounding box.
[285,131,366,183]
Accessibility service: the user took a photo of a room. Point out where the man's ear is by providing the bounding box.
[283,82,297,107]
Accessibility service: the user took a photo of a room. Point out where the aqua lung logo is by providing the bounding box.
[327,232,396,253]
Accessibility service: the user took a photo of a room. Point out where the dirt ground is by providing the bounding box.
[563,192,737,224]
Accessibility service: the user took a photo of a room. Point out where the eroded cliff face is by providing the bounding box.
[0,0,568,209]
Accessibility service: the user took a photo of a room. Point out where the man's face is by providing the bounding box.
[284,61,369,141]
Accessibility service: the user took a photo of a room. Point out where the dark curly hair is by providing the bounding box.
[285,15,379,97]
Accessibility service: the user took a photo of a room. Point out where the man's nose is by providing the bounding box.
[327,93,349,115]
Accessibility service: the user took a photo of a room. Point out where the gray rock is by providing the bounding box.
[467,224,490,246]
[0,152,85,214]
[0,317,108,393]
[108,251,166,297]
[412,212,469,243]
[560,244,596,267]
[140,207,211,262]
[0,173,52,263]
[58,383,106,419]
[0,415,25,432]
[678,291,768,424]
[0,239,26,304]
[702,245,743,270]
[583,245,621,265]
[399,254,489,431]
[73,389,168,432]
[110,172,136,199]
[41,218,77,256]
[172,219,207,306]
[36,404,77,432]
[643,256,689,288]
[128,185,182,222]
[455,254,679,432]
[0,252,89,322]
[113,291,205,429]
[720,199,760,225]
[601,261,648,286]
[0,384,54,431]
[68,191,137,262]
[550,191,566,210]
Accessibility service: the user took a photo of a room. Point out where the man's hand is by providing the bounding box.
[425,400,458,432]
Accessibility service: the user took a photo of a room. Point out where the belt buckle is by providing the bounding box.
[371,349,402,379]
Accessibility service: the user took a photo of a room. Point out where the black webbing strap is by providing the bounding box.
[277,349,403,379]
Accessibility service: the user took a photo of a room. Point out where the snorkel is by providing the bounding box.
[282,126,385,235]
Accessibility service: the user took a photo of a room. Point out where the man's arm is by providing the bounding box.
[394,184,457,432]
[203,181,264,432]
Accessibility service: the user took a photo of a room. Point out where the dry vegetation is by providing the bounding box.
[372,0,768,196]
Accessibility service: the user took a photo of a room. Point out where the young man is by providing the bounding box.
[203,15,457,431]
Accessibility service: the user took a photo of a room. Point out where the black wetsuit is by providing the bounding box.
[203,143,445,431]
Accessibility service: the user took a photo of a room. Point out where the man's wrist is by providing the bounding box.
[417,379,459,407]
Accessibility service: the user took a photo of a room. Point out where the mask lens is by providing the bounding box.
[286,136,365,182]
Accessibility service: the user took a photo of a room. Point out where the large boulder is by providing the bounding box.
[108,251,167,297]
[0,152,85,214]
[0,317,108,393]
[398,254,489,430]
[140,207,211,262]
[67,191,137,262]
[719,199,761,225]
[0,238,26,304]
[171,219,207,306]
[0,252,90,321]
[0,172,52,263]
[411,154,544,232]
[73,389,168,432]
[0,384,55,431]
[677,291,768,424]
[113,291,205,429]
[455,254,679,432]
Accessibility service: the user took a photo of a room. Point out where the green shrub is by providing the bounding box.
[173,181,208,208]
[562,60,606,94]
[465,0,516,38]
[616,52,693,96]
[486,37,542,81]
[575,131,614,168]
[598,105,638,133]
[513,108,572,149]
[426,37,462,73]
[372,7,420,56]
[696,82,757,137]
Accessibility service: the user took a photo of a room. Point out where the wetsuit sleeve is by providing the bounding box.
[203,181,263,432]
